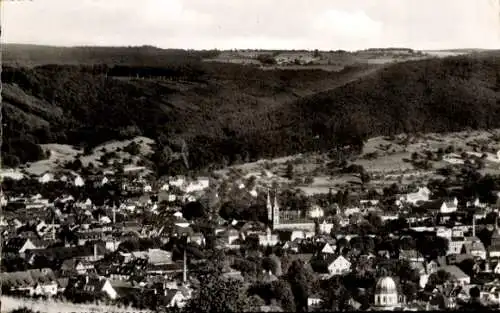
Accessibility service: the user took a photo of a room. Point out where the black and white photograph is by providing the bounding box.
[1,0,500,312]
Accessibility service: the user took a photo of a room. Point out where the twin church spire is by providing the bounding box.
[267,188,280,227]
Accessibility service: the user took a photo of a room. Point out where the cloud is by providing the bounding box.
[1,0,499,50]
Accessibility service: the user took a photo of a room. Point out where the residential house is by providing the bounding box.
[321,242,336,255]
[462,237,487,260]
[448,235,466,255]
[70,276,118,300]
[489,227,500,257]
[5,238,44,256]
[399,249,425,262]
[493,262,500,274]
[164,288,189,308]
[308,293,323,309]
[327,255,352,276]
[38,172,54,184]
[74,175,85,187]
[188,232,205,246]
[60,259,95,276]
[31,281,58,297]
[1,268,56,295]
[281,240,300,253]
[440,198,458,214]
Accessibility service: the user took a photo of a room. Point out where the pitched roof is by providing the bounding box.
[441,265,469,280]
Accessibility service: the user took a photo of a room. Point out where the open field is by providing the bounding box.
[9,136,155,177]
[1,296,151,313]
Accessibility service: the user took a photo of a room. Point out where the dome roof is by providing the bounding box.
[375,276,397,294]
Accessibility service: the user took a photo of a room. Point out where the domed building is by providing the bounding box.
[373,276,405,310]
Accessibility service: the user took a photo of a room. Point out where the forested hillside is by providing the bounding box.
[2,47,500,176]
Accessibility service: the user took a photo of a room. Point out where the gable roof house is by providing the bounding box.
[5,238,45,256]
[327,255,352,276]
[1,268,56,295]
[440,265,470,286]
[321,242,336,255]
[60,258,95,276]
[67,276,118,300]
[440,198,458,214]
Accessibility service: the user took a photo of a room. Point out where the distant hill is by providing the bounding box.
[2,44,218,67]
[2,45,500,176]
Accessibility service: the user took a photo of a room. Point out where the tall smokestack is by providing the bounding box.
[94,243,97,259]
[52,217,56,241]
[473,215,476,237]
[183,248,187,283]
[112,206,116,224]
[183,236,189,284]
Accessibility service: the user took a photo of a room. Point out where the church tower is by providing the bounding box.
[267,188,273,222]
[273,189,280,227]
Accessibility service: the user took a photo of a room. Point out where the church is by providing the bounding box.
[266,189,334,233]
[371,276,406,311]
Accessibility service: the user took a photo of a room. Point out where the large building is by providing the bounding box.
[266,189,332,232]
[373,276,405,310]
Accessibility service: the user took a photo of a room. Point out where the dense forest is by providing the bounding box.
[2,46,500,175]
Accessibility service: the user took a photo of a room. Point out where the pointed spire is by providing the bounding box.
[273,188,280,226]
[267,188,273,222]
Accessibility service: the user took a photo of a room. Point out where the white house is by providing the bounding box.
[473,198,487,208]
[327,255,352,275]
[101,279,118,300]
[319,220,334,234]
[448,232,466,255]
[38,173,54,184]
[436,227,452,239]
[31,281,58,297]
[144,184,153,192]
[169,177,186,188]
[249,189,258,198]
[185,177,210,193]
[74,176,85,187]
[309,206,324,219]
[16,238,38,255]
[160,183,170,191]
[308,295,323,309]
[321,243,336,254]
[440,198,458,214]
[493,263,500,274]
[101,177,109,186]
[165,289,190,308]
[84,278,118,300]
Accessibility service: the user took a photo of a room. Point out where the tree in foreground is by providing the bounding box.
[184,275,257,313]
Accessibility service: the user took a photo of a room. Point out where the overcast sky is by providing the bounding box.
[2,0,500,50]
